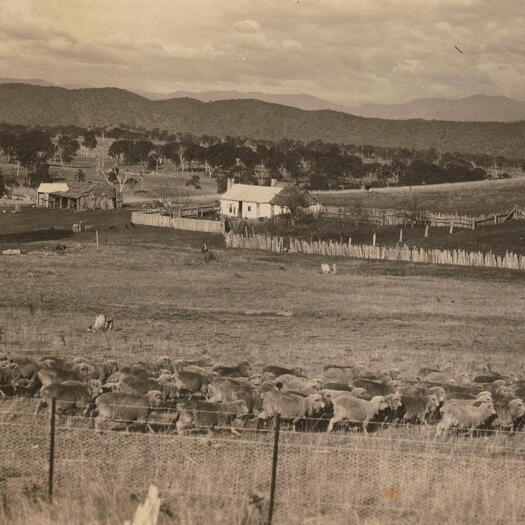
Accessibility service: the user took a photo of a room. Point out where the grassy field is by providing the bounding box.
[315,178,525,215]
[0,157,219,207]
[2,212,525,379]
[2,208,525,524]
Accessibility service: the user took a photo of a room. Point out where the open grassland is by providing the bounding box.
[2,218,525,524]
[315,177,525,215]
[2,221,525,385]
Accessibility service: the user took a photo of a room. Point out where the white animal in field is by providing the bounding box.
[327,395,389,434]
[436,401,496,437]
[88,314,113,332]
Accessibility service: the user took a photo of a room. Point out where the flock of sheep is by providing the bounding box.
[1,354,525,437]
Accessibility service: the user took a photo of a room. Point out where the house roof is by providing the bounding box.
[37,183,69,194]
[221,184,283,204]
[48,182,117,199]
[221,183,317,207]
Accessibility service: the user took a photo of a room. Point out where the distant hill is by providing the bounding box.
[353,94,525,122]
[3,78,525,122]
[136,89,354,113]
[0,83,525,157]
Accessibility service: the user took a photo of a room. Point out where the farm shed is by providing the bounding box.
[36,182,122,210]
[220,183,319,220]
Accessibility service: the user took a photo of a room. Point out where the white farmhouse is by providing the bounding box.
[220,183,318,220]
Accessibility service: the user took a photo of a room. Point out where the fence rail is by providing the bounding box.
[225,232,525,271]
[318,205,525,230]
[131,211,224,233]
[1,401,525,525]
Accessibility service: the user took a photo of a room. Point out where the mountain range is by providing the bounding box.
[1,77,524,122]
[0,82,524,157]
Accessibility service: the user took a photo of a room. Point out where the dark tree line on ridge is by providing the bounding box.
[0,123,522,196]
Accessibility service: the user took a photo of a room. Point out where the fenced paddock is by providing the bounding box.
[1,400,525,525]
[225,232,525,271]
[131,211,224,233]
[318,205,525,230]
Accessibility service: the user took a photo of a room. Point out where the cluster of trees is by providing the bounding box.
[0,123,523,194]
[0,124,99,188]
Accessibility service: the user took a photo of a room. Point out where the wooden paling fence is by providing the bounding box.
[318,205,525,230]
[131,211,224,233]
[224,232,525,271]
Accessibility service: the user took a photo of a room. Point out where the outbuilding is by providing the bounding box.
[220,183,318,220]
[36,182,122,210]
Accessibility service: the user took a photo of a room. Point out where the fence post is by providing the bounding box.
[48,398,57,503]
[95,230,99,249]
[372,233,376,247]
[424,225,429,238]
[449,221,454,234]
[399,229,403,243]
[267,413,281,525]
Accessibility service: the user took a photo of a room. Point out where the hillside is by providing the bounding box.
[1,83,525,156]
[354,94,525,122]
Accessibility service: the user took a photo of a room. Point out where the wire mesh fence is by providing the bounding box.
[1,398,525,524]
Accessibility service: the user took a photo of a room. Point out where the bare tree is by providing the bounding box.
[155,186,197,217]
[177,144,187,174]
[108,167,137,193]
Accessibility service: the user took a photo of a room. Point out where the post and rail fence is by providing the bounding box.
[224,231,525,271]
[316,205,525,230]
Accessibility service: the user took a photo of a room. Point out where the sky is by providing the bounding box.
[0,0,523,106]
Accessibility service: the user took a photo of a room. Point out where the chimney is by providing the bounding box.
[227,177,235,190]
[270,178,277,187]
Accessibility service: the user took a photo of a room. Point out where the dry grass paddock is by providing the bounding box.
[2,224,525,524]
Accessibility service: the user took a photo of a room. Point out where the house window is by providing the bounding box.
[247,205,251,211]
[228,205,233,213]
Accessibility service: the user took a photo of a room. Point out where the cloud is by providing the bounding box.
[0,0,522,105]
[233,19,262,34]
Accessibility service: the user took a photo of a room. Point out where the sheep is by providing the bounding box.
[175,400,250,435]
[400,395,440,425]
[276,374,323,395]
[327,395,388,434]
[212,361,252,378]
[436,401,497,437]
[93,391,164,432]
[35,379,102,416]
[257,391,326,431]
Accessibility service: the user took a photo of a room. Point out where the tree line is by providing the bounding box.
[0,123,523,197]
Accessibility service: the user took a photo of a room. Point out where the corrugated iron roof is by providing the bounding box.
[221,183,317,207]
[50,182,117,199]
[37,183,69,194]
[221,184,283,204]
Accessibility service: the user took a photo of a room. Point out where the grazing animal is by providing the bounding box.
[93,391,164,432]
[88,314,113,333]
[36,380,102,415]
[117,375,167,398]
[257,391,325,431]
[276,374,322,395]
[321,382,353,392]
[37,367,81,388]
[436,401,497,437]
[352,378,396,398]
[323,365,362,384]
[207,377,262,414]
[213,361,252,378]
[262,365,303,377]
[400,395,440,425]
[327,395,389,434]
[509,398,525,432]
[173,363,212,393]
[175,400,250,435]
